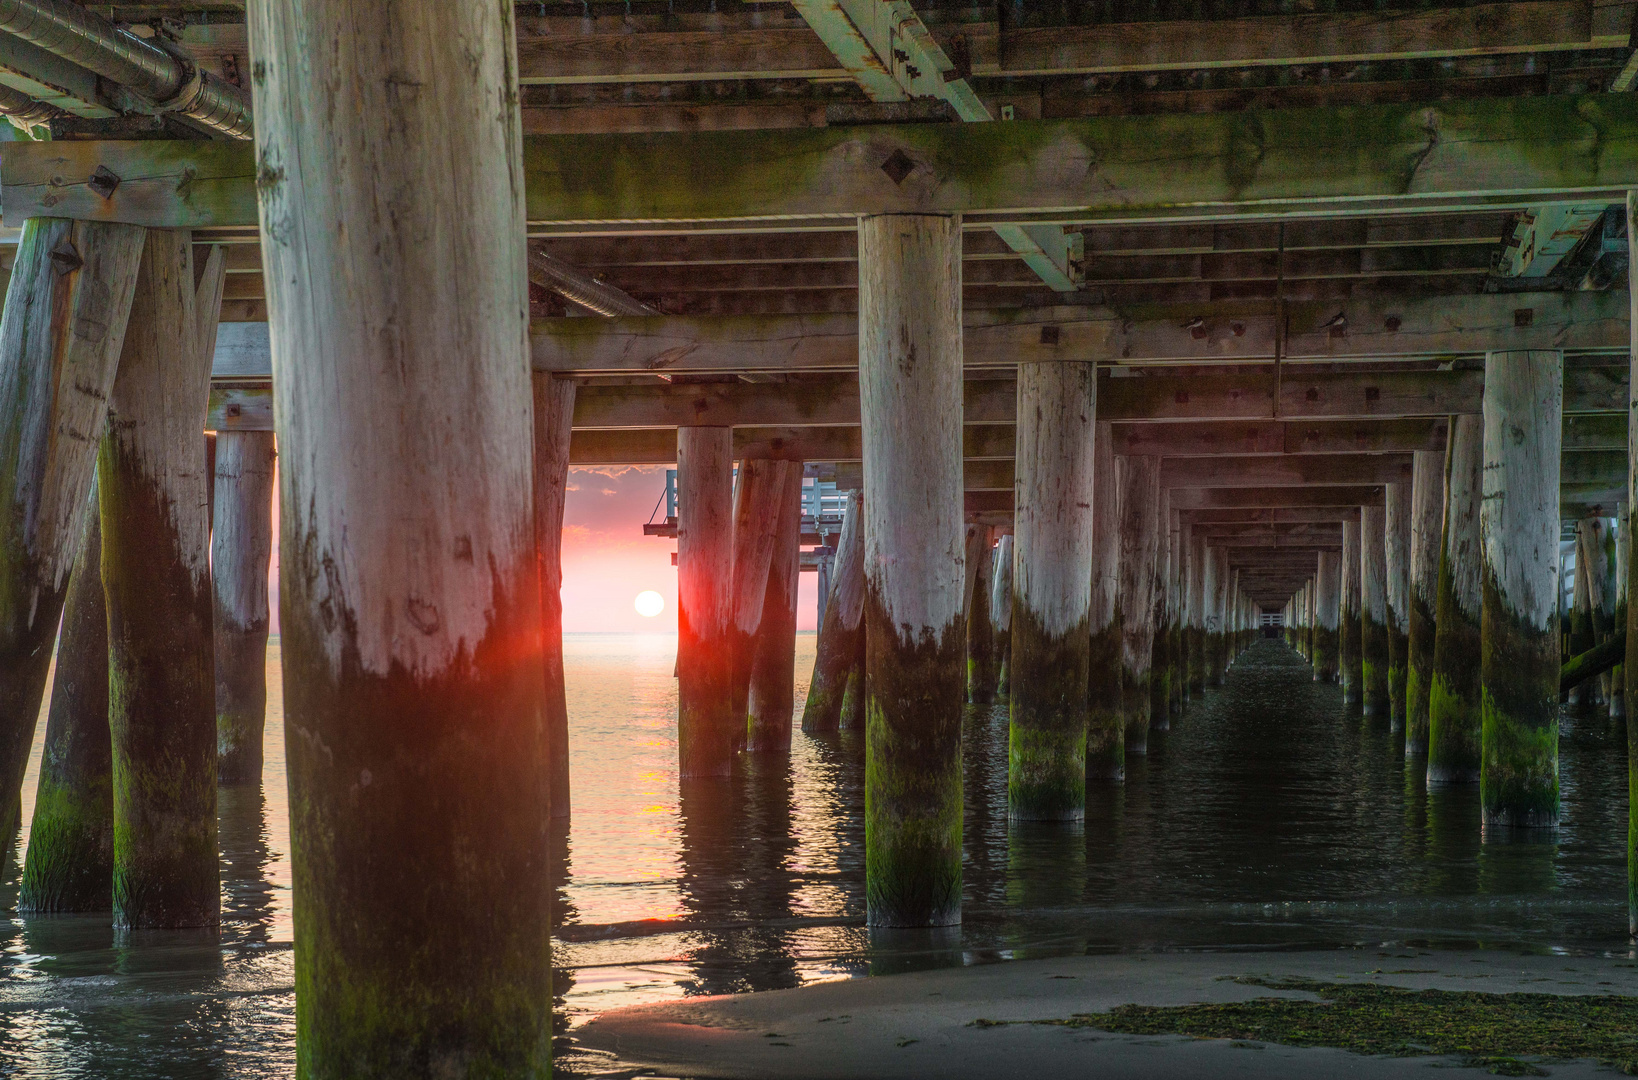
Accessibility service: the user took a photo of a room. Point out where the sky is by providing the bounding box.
[265,463,820,635]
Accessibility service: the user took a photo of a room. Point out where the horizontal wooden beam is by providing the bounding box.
[1171,486,1386,509]
[1182,507,1363,524]
[1161,453,1413,489]
[14,94,1638,228]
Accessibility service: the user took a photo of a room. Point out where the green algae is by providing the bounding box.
[1010,606,1094,815]
[1480,568,1560,828]
[1362,615,1390,717]
[1406,593,1437,755]
[1016,979,1638,1074]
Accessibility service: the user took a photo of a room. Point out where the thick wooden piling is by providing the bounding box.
[965,524,998,703]
[992,533,1014,697]
[100,230,217,930]
[533,374,576,816]
[1429,414,1485,784]
[0,218,144,845]
[250,0,553,1065]
[748,463,802,752]
[1479,350,1563,827]
[1361,504,1391,717]
[1085,421,1121,770]
[802,489,864,733]
[1627,188,1638,934]
[1116,455,1161,757]
[678,427,736,777]
[1569,527,1596,706]
[1614,519,1628,721]
[19,499,110,912]
[1314,550,1341,681]
[858,213,965,926]
[212,429,276,785]
[1406,449,1445,756]
[1578,517,1615,704]
[1187,529,1207,694]
[729,458,794,744]
[1341,519,1363,701]
[1014,364,1099,803]
[1149,491,1173,728]
[1169,514,1185,712]
[1386,481,1413,729]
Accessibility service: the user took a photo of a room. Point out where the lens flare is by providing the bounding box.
[634,590,665,618]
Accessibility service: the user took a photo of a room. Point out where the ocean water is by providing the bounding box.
[1,634,1632,1077]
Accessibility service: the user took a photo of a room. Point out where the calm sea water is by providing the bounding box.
[1,635,1632,1077]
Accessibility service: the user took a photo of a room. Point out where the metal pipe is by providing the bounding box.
[0,0,250,139]
[529,247,659,317]
[0,81,56,128]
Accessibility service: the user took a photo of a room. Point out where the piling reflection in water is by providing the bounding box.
[0,634,1632,1078]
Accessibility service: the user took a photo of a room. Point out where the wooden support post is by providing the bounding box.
[1429,414,1485,784]
[1314,550,1340,681]
[965,524,999,704]
[1406,449,1445,756]
[1201,536,1222,685]
[0,218,144,845]
[1187,528,1206,695]
[992,533,1014,698]
[748,463,802,752]
[212,429,276,785]
[1084,421,1121,769]
[1341,519,1363,702]
[1578,516,1616,704]
[1361,504,1391,717]
[1150,491,1173,729]
[802,489,864,733]
[1169,512,1185,713]
[1117,455,1162,757]
[1211,547,1231,684]
[678,427,736,777]
[1569,522,1596,706]
[1015,365,1100,803]
[859,213,965,926]
[251,0,551,1063]
[1386,480,1413,729]
[533,374,576,816]
[1627,187,1638,935]
[100,230,216,929]
[729,458,794,745]
[19,497,110,912]
[1480,350,1563,827]
[1614,518,1628,721]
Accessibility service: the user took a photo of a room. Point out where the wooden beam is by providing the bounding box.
[1171,486,1387,509]
[1160,452,1414,489]
[1116,418,1447,456]
[1182,507,1363,524]
[14,94,1638,228]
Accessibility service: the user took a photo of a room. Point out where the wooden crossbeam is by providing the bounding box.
[1160,453,1413,489]
[1182,507,1363,524]
[14,94,1638,228]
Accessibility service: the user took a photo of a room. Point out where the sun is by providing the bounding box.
[634,590,665,618]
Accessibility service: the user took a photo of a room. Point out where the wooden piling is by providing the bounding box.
[1569,525,1596,707]
[250,0,552,1064]
[212,429,276,785]
[1386,481,1413,729]
[533,374,576,816]
[1341,519,1363,702]
[1578,517,1615,704]
[1479,350,1563,827]
[678,427,736,777]
[858,213,965,926]
[100,230,217,930]
[1014,364,1099,805]
[1406,449,1445,756]
[1187,529,1207,695]
[1169,514,1185,712]
[992,533,1014,698]
[1614,518,1627,721]
[747,463,802,752]
[965,525,998,704]
[1361,504,1391,718]
[802,489,864,733]
[0,218,144,845]
[1429,414,1485,784]
[1314,550,1341,681]
[19,497,110,912]
[1626,187,1638,935]
[729,458,794,745]
[1117,455,1162,758]
[1149,491,1173,729]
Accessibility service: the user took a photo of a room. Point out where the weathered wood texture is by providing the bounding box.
[803,489,864,733]
[1116,455,1162,749]
[858,214,965,928]
[1341,518,1363,703]
[1385,480,1413,729]
[1014,364,1100,801]
[212,429,276,785]
[19,498,110,912]
[1150,490,1173,726]
[678,427,736,777]
[13,95,1638,226]
[0,218,144,845]
[965,524,998,704]
[1429,415,1485,783]
[1629,189,1638,936]
[992,531,1014,698]
[728,458,795,746]
[1313,549,1341,682]
[100,229,216,929]
[748,463,803,752]
[533,374,576,816]
[250,0,551,1068]
[1406,449,1445,755]
[1480,350,1564,827]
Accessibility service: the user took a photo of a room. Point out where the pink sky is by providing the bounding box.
[267,463,820,635]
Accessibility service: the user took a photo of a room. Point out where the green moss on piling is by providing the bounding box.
[1479,568,1560,828]
[1388,623,1409,731]
[864,592,965,927]
[1313,626,1339,683]
[1010,606,1095,811]
[1019,978,1638,1073]
[1149,617,1172,730]
[1121,659,1150,760]
[1085,617,1122,775]
[1428,545,1482,785]
[1406,593,1437,755]
[1363,615,1390,717]
[1341,608,1363,705]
